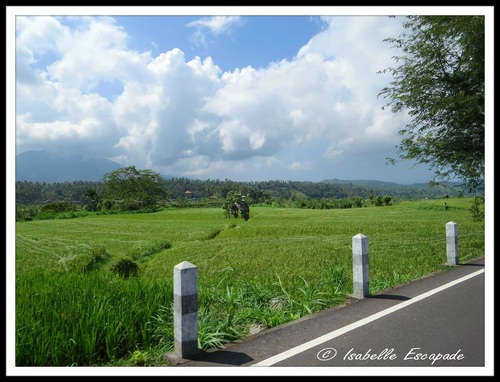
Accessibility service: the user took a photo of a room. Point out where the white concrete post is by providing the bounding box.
[173,261,199,358]
[352,233,369,298]
[446,221,459,265]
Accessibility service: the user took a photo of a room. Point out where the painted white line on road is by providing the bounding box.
[251,268,485,367]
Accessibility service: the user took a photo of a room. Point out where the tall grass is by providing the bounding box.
[14,197,484,366]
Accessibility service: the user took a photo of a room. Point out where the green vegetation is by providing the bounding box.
[16,176,477,223]
[379,16,484,193]
[101,166,167,211]
[16,175,475,209]
[14,197,484,366]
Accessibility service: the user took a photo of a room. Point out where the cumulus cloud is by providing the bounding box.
[15,14,425,182]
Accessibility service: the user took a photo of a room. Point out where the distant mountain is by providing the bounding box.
[321,178,433,186]
[322,178,402,186]
[16,150,123,182]
[320,178,471,197]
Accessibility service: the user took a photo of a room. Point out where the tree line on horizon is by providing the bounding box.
[15,168,472,208]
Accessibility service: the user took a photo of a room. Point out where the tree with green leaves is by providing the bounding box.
[223,190,249,220]
[378,16,484,194]
[102,166,166,211]
[84,188,102,211]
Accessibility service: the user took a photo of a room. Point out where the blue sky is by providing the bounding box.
[7,6,494,184]
[118,15,323,73]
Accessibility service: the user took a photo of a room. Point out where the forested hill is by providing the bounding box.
[320,178,464,198]
[15,176,472,206]
[15,151,473,204]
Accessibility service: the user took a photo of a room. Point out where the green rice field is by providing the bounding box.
[14,197,484,366]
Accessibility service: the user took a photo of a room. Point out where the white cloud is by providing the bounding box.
[186,16,243,35]
[288,160,314,171]
[14,14,433,183]
[186,16,243,47]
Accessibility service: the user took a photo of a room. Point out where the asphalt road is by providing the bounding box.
[169,257,491,375]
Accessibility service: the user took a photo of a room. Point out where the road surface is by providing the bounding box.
[169,257,491,375]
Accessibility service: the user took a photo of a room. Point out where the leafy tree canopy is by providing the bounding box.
[379,16,484,193]
[102,166,166,210]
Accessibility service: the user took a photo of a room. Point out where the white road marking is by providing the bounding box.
[251,269,484,367]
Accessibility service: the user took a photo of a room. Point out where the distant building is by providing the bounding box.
[184,190,193,198]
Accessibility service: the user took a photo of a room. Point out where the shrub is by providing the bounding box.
[112,258,139,278]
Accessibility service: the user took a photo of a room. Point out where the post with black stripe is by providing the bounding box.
[173,261,199,359]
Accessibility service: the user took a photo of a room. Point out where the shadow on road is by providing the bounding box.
[167,349,254,366]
